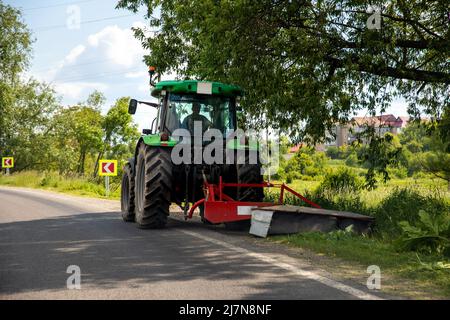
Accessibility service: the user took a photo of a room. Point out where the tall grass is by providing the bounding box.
[0,171,120,199]
[269,168,450,239]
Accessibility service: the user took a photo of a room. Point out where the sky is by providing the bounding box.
[6,0,409,132]
[6,0,160,130]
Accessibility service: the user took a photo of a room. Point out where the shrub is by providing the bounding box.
[345,152,359,167]
[375,187,449,237]
[40,173,60,188]
[412,171,429,179]
[337,145,352,159]
[326,145,353,159]
[316,167,363,196]
[325,146,340,159]
[307,168,367,213]
[397,210,450,256]
[387,166,408,179]
[282,148,327,179]
[286,173,293,184]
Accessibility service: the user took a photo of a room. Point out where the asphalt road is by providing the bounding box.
[0,187,385,300]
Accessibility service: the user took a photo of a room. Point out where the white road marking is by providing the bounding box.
[179,229,383,300]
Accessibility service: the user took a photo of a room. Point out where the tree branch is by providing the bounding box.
[327,56,450,83]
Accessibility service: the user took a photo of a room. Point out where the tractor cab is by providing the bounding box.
[151,80,243,139]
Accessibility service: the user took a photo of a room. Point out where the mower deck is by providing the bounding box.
[249,205,375,238]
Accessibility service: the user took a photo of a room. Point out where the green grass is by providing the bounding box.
[275,176,449,209]
[272,232,450,298]
[0,171,120,199]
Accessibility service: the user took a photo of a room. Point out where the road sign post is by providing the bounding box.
[2,157,14,175]
[105,176,110,197]
[98,160,118,197]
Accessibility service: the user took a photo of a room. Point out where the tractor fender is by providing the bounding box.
[128,137,145,176]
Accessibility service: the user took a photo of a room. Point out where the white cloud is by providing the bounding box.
[87,24,145,67]
[65,45,86,64]
[54,82,108,101]
[125,70,148,78]
[138,83,151,92]
[30,22,156,109]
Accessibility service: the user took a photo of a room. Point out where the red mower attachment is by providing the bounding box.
[187,177,321,224]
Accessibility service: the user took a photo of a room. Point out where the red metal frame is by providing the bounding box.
[187,176,321,224]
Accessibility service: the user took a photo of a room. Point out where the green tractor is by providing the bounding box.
[121,79,264,229]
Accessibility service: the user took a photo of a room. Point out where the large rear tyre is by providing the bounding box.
[135,144,173,229]
[121,163,135,222]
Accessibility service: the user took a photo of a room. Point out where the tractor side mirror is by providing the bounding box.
[128,99,138,114]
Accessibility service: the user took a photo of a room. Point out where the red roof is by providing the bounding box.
[289,144,304,153]
[351,114,402,128]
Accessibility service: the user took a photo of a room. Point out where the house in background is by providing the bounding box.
[325,114,411,148]
[286,114,411,155]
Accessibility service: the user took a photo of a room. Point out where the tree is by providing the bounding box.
[399,122,433,153]
[77,107,103,175]
[117,0,449,141]
[421,151,450,191]
[0,1,31,83]
[52,92,104,175]
[5,80,60,171]
[51,108,81,174]
[93,97,140,177]
[421,112,450,190]
[355,130,402,189]
[437,108,450,153]
[51,94,140,176]
[0,1,33,157]
[398,117,450,188]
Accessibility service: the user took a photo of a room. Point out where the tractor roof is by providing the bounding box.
[151,80,244,98]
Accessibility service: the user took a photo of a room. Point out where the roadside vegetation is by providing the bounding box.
[266,126,450,298]
[0,171,121,199]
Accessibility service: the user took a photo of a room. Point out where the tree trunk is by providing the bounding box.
[93,150,104,178]
[93,137,110,177]
[81,152,85,175]
[78,150,86,175]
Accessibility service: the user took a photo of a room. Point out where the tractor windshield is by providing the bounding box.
[165,93,235,136]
